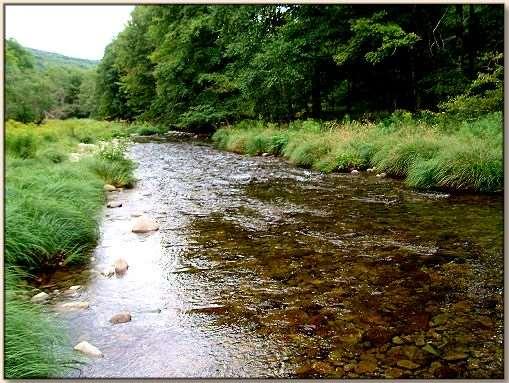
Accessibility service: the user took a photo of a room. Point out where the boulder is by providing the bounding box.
[367,168,376,173]
[74,341,103,357]
[107,201,123,208]
[262,152,270,157]
[351,169,360,175]
[132,215,159,233]
[31,292,49,303]
[376,172,387,178]
[110,311,132,324]
[103,184,117,192]
[114,258,129,274]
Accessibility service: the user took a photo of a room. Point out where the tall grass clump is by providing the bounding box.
[5,118,137,378]
[84,139,135,188]
[6,159,104,269]
[212,111,502,193]
[5,272,76,378]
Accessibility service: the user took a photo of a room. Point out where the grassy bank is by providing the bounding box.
[5,119,136,378]
[212,112,503,193]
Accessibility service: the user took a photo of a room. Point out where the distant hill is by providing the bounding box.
[26,47,99,70]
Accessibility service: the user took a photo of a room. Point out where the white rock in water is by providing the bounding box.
[132,215,159,233]
[107,201,123,208]
[262,152,270,157]
[69,285,81,291]
[103,184,117,192]
[351,169,360,175]
[31,292,49,303]
[367,168,376,173]
[114,258,129,274]
[376,172,387,178]
[74,341,103,357]
[110,311,132,324]
[60,301,89,309]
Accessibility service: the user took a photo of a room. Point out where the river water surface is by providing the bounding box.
[42,137,503,378]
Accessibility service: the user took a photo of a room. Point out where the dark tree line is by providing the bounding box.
[8,5,503,127]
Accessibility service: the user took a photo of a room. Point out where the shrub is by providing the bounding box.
[6,130,38,159]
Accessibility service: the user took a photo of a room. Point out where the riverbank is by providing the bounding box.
[212,112,503,193]
[5,119,135,378]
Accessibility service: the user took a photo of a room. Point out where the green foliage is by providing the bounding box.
[5,119,135,269]
[213,112,502,193]
[440,53,503,118]
[93,5,503,127]
[132,122,168,136]
[5,273,74,378]
[5,128,39,159]
[5,39,98,122]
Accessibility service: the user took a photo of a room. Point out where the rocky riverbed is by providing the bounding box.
[33,136,503,378]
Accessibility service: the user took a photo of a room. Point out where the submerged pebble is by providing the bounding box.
[110,311,132,324]
[31,292,49,303]
[132,215,159,233]
[74,341,103,357]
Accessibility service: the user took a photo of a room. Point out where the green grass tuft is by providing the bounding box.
[212,112,502,193]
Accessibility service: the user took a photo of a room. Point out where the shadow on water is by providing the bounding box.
[42,138,503,378]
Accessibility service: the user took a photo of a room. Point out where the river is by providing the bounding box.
[41,137,503,378]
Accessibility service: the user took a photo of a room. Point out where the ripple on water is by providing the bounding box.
[40,139,502,378]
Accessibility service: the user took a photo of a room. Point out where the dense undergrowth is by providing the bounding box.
[212,111,503,193]
[5,119,137,378]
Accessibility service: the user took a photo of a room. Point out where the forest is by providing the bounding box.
[4,4,505,380]
[7,5,503,126]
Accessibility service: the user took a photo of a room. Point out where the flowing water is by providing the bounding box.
[40,137,503,378]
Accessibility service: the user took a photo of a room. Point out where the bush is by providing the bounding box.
[39,148,67,163]
[6,129,38,159]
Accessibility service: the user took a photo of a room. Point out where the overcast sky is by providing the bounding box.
[5,5,135,60]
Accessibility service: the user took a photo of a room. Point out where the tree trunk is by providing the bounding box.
[311,64,321,119]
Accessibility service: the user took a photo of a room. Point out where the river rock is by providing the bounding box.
[397,360,420,370]
[60,301,89,310]
[443,351,468,361]
[103,184,117,192]
[367,168,376,173]
[384,367,403,378]
[262,152,270,157]
[114,258,129,274]
[107,201,123,208]
[68,285,81,291]
[355,360,377,374]
[376,172,387,178]
[110,311,132,324]
[132,215,159,233]
[31,292,49,303]
[392,336,405,345]
[351,169,360,175]
[74,341,103,357]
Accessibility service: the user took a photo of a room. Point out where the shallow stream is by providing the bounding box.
[41,137,503,378]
